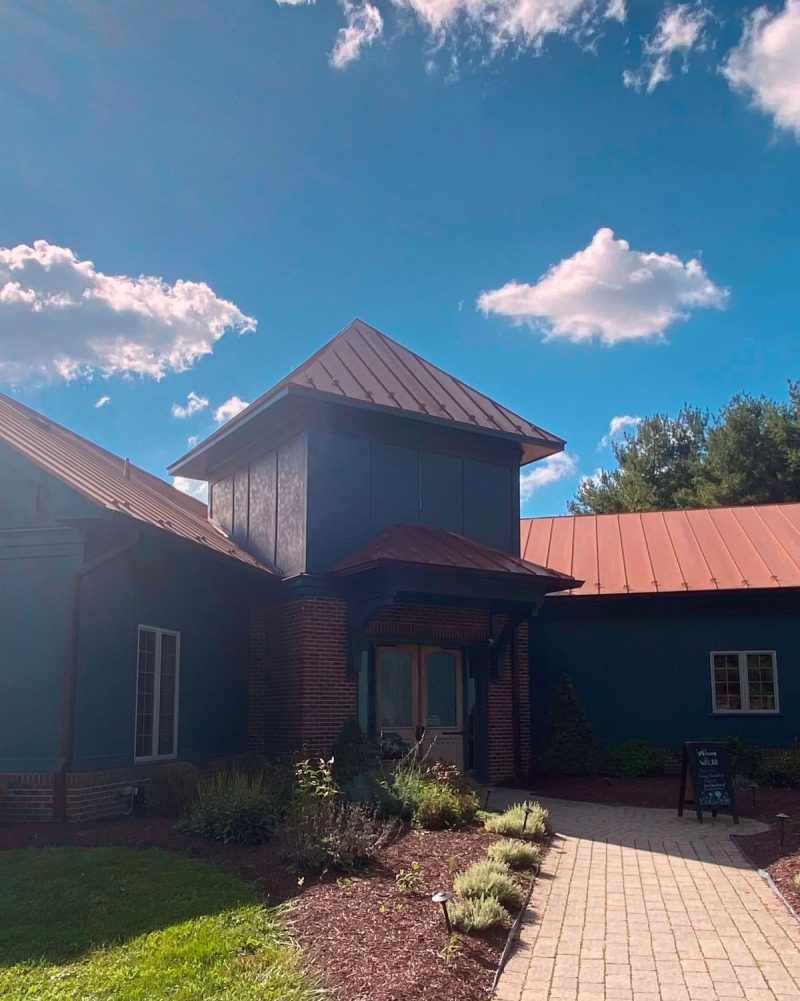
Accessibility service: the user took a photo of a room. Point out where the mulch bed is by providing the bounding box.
[0,817,516,1001]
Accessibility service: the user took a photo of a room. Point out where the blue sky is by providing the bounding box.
[0,0,798,515]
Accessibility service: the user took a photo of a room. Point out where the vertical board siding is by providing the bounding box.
[248,450,277,568]
[233,467,249,543]
[276,433,308,576]
[210,477,233,536]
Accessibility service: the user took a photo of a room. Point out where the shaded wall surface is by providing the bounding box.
[531,592,800,750]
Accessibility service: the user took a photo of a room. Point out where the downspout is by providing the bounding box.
[54,538,138,822]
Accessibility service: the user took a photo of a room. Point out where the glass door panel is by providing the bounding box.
[424,651,459,728]
[376,647,417,743]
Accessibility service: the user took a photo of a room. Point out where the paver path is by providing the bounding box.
[491,794,800,1001]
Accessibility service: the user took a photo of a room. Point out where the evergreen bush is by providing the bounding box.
[538,678,603,776]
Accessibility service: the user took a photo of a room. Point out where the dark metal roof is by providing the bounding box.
[335,523,578,590]
[521,503,800,596]
[170,318,564,476]
[0,391,272,573]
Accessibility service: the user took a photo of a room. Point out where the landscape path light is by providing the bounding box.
[483,787,493,810]
[777,813,789,848]
[431,890,455,936]
[750,783,758,812]
[522,805,533,832]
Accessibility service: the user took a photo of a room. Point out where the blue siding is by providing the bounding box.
[0,528,84,771]
[532,594,800,750]
[72,538,256,771]
[306,428,518,571]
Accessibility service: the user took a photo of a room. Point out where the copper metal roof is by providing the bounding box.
[0,392,271,573]
[171,319,563,474]
[520,504,800,596]
[335,522,577,589]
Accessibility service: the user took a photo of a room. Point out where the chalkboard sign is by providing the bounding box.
[678,741,739,824]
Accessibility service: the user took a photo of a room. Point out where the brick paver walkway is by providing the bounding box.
[492,795,800,1001]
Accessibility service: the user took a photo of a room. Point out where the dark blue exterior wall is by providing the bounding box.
[306,426,519,572]
[531,591,800,751]
[0,527,84,771]
[0,448,95,772]
[72,535,262,771]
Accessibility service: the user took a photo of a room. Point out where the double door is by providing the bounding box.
[376,645,464,768]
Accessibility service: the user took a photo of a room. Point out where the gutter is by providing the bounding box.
[54,537,138,822]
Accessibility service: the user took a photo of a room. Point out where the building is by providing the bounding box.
[522,506,800,753]
[0,319,576,822]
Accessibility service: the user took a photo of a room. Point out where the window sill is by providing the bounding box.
[710,712,782,717]
[134,754,178,764]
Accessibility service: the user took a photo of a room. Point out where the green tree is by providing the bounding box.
[570,381,800,514]
[570,407,708,514]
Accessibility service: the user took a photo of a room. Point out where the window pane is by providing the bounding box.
[157,633,178,755]
[713,653,741,711]
[747,653,776,712]
[379,651,413,728]
[425,652,458,728]
[136,629,156,757]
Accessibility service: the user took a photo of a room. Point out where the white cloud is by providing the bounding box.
[623,3,710,93]
[94,394,111,409]
[330,0,383,68]
[722,0,800,140]
[390,0,624,56]
[598,413,641,448]
[275,0,315,4]
[187,434,199,447]
[172,476,209,503]
[213,395,250,424]
[477,227,727,345]
[579,467,605,490]
[171,390,209,419]
[0,240,256,384]
[520,451,579,501]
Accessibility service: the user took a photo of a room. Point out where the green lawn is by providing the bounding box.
[0,847,320,1001]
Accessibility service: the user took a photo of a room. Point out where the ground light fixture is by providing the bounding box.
[750,783,758,811]
[522,805,533,832]
[777,813,789,847]
[483,788,493,809]
[432,890,455,935]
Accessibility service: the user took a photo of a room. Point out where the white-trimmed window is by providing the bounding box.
[135,626,180,760]
[710,651,779,714]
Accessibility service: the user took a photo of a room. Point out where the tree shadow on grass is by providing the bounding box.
[0,846,255,967]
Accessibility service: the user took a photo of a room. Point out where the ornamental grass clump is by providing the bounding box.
[449,894,509,933]
[483,801,549,842]
[452,859,524,910]
[390,741,480,830]
[487,838,542,871]
[177,769,276,844]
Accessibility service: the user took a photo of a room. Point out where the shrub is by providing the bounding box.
[538,678,603,776]
[340,771,403,818]
[280,800,398,873]
[450,894,509,933]
[453,860,524,910]
[607,738,661,779]
[177,769,275,844]
[708,736,763,782]
[761,750,800,789]
[146,762,201,818]
[390,748,479,829]
[380,731,411,760]
[487,839,542,871]
[483,801,549,842]
[331,716,380,782]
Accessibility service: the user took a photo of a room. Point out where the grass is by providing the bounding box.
[0,847,319,1001]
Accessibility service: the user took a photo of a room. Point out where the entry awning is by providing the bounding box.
[334,523,580,602]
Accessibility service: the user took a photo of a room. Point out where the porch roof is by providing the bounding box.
[334,523,578,592]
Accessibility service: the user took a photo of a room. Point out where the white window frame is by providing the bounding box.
[134,625,181,761]
[709,650,779,715]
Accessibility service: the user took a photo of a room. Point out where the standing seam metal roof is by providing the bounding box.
[170,319,564,473]
[0,392,271,573]
[520,504,800,595]
[335,522,578,588]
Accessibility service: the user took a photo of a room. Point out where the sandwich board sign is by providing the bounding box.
[677,741,739,824]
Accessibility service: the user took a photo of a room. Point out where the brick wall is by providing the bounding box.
[250,595,356,759]
[0,772,55,822]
